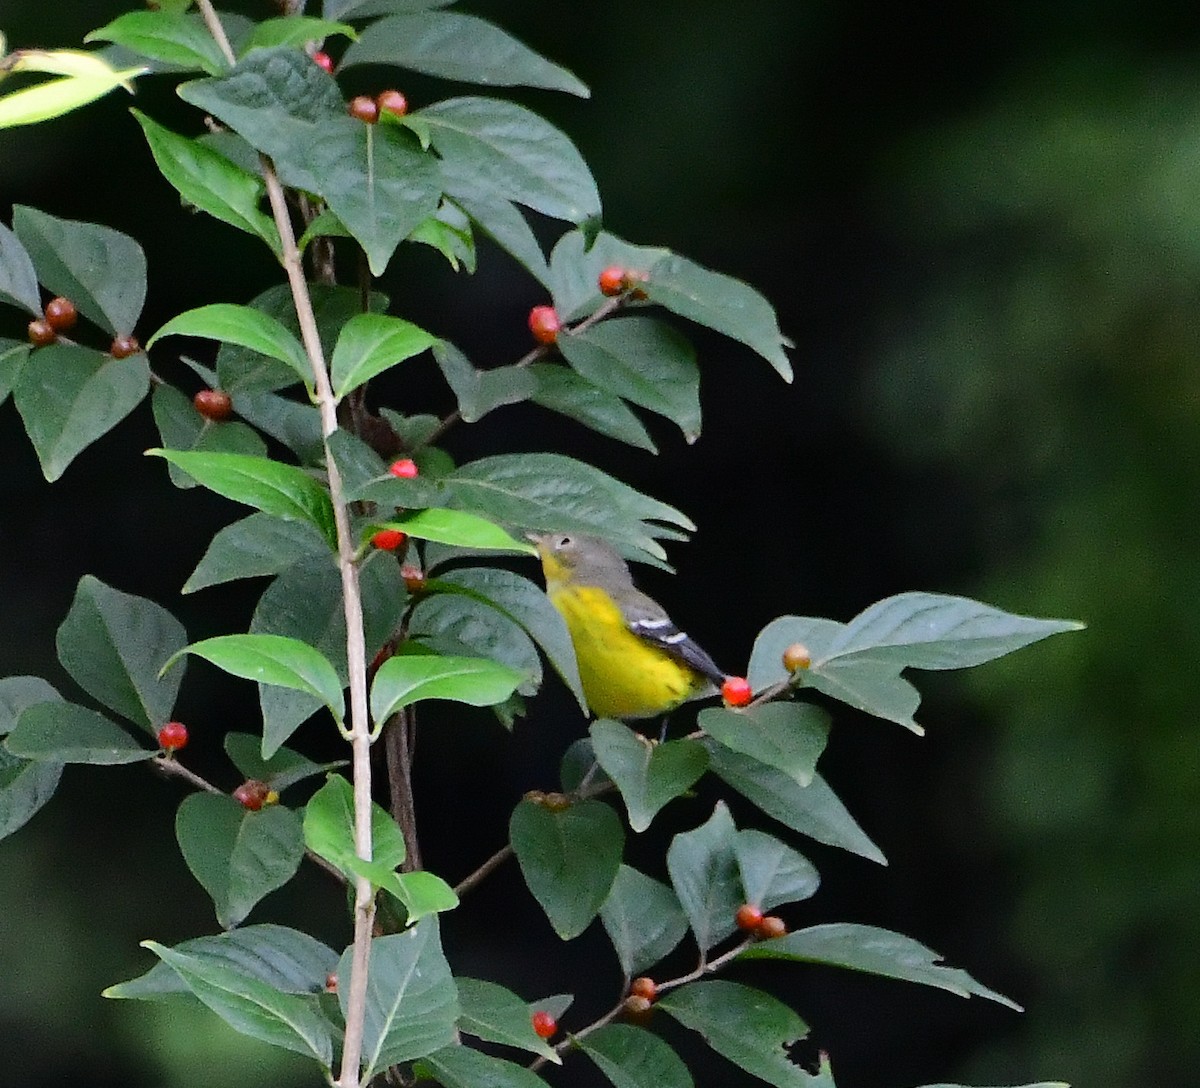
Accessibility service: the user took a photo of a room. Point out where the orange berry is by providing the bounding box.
[527,305,560,345]
[598,265,626,296]
[348,95,379,123]
[721,675,753,707]
[755,915,788,940]
[44,296,78,332]
[531,1010,557,1039]
[371,529,407,551]
[735,903,764,932]
[376,89,408,118]
[630,976,657,1001]
[27,319,56,347]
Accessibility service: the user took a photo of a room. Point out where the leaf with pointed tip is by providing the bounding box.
[184,513,328,593]
[377,508,534,553]
[86,11,229,74]
[599,865,688,978]
[733,830,819,912]
[666,803,743,952]
[0,69,146,129]
[0,223,41,315]
[331,313,439,399]
[6,702,150,765]
[528,364,656,451]
[303,773,407,874]
[0,753,63,841]
[698,703,829,788]
[580,1024,693,1088]
[440,166,550,286]
[239,17,356,56]
[371,654,525,724]
[432,342,537,423]
[224,733,342,793]
[456,978,559,1062]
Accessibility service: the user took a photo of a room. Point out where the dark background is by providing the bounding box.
[1,2,1196,1087]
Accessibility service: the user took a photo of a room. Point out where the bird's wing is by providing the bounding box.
[619,589,727,685]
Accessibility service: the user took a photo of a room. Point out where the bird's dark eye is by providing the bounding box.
[557,534,573,549]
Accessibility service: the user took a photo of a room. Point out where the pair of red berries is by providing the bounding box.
[27,296,77,346]
[348,90,408,125]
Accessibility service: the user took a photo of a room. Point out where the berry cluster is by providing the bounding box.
[349,90,408,125]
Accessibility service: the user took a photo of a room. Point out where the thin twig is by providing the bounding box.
[384,707,422,872]
[452,843,513,897]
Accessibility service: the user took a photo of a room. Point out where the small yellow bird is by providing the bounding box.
[530,532,728,719]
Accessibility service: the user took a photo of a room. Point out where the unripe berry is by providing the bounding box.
[157,721,189,751]
[623,994,653,1021]
[110,335,140,359]
[782,642,811,672]
[27,319,56,347]
[388,458,419,479]
[312,51,335,73]
[233,779,272,811]
[630,976,657,1001]
[735,903,764,932]
[400,565,426,593]
[755,915,788,940]
[371,529,407,551]
[531,1010,557,1039]
[527,305,560,345]
[193,389,233,422]
[624,269,649,300]
[348,95,379,124]
[44,296,78,332]
[376,89,408,118]
[324,972,338,992]
[721,675,753,707]
[598,265,626,297]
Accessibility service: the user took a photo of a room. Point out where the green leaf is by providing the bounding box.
[0,222,42,315]
[105,924,338,1001]
[448,453,692,562]
[303,773,407,874]
[382,508,535,553]
[510,797,623,939]
[12,205,146,336]
[548,230,671,322]
[142,939,334,1065]
[147,450,336,549]
[558,318,701,443]
[86,12,229,75]
[739,923,1021,1009]
[418,1045,552,1088]
[151,383,268,489]
[183,513,328,593]
[330,313,439,399]
[432,342,537,423]
[0,676,60,735]
[698,703,830,788]
[657,980,818,1088]
[436,566,585,711]
[0,69,145,129]
[0,754,63,841]
[180,49,442,275]
[599,865,688,979]
[149,304,312,388]
[340,919,458,1081]
[13,344,149,481]
[240,17,357,56]
[131,111,280,251]
[175,633,345,724]
[408,202,476,271]
[341,12,587,96]
[732,830,820,912]
[580,1024,693,1088]
[528,364,656,451]
[0,340,30,407]
[229,387,325,462]
[5,702,151,764]
[440,170,550,286]
[665,802,743,952]
[420,97,600,224]
[456,978,559,1062]
[377,870,458,923]
[224,732,341,792]
[371,654,525,724]
[590,719,708,832]
[55,575,186,733]
[176,792,305,929]
[706,744,886,865]
[328,0,457,17]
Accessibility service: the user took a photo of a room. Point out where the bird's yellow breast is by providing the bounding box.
[548,585,704,719]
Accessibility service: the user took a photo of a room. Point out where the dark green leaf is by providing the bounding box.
[740,923,1021,1009]
[528,364,656,451]
[183,513,328,593]
[13,205,146,336]
[733,830,819,912]
[132,110,280,250]
[341,12,587,96]
[86,11,229,75]
[329,0,456,16]
[599,865,688,978]
[240,17,356,56]
[142,939,334,1064]
[5,702,151,764]
[14,344,149,481]
[382,508,534,553]
[339,918,458,1080]
[303,773,407,874]
[55,575,186,733]
[698,703,829,788]
[105,924,338,1000]
[152,382,268,489]
[224,732,341,792]
[0,340,30,407]
[432,342,537,423]
[558,318,701,442]
[665,802,743,952]
[707,744,886,865]
[456,977,559,1061]
[591,719,708,832]
[657,980,819,1088]
[147,450,336,549]
[331,313,439,399]
[0,222,41,315]
[231,388,324,462]
[371,653,525,724]
[0,675,61,735]
[418,1045,552,1088]
[510,797,624,939]
[580,1024,693,1088]
[420,97,600,224]
[441,169,550,286]
[0,754,63,841]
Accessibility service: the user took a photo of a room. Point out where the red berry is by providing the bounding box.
[400,565,426,593]
[721,675,753,707]
[233,779,271,811]
[157,721,189,751]
[735,903,764,932]
[193,389,233,422]
[348,95,379,124]
[630,976,657,1001]
[44,296,77,332]
[312,51,335,73]
[782,642,811,672]
[531,1010,557,1039]
[376,89,408,118]
[527,305,560,345]
[598,265,626,297]
[110,335,140,359]
[27,319,56,347]
[755,915,788,940]
[388,458,419,479]
[372,529,407,551]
